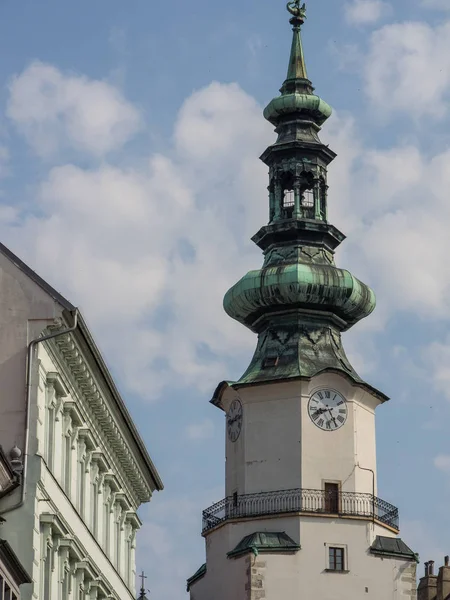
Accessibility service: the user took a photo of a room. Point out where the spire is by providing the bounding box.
[137,571,149,600]
[285,1,308,83]
[264,2,331,127]
[222,2,376,387]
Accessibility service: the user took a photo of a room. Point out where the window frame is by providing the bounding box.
[323,481,340,514]
[325,543,349,573]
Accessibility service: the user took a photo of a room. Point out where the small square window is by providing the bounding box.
[329,547,345,571]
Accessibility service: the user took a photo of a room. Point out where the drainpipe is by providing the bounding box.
[0,309,78,516]
[357,464,375,525]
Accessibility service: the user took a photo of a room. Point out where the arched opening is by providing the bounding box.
[300,171,315,218]
[319,177,327,220]
[281,173,295,219]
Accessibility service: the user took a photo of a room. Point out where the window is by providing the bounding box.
[329,547,345,571]
[115,515,121,569]
[46,406,55,470]
[283,189,295,208]
[62,569,70,599]
[104,500,110,555]
[302,189,314,208]
[43,545,52,600]
[125,534,131,585]
[320,180,327,219]
[64,435,72,495]
[324,482,339,513]
[91,480,98,535]
[78,458,85,516]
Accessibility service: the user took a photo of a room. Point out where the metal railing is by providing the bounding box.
[202,488,399,534]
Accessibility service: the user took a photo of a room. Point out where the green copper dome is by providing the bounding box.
[264,93,332,127]
[224,262,375,333]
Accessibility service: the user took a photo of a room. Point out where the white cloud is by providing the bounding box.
[185,419,215,441]
[6,61,141,158]
[345,0,391,25]
[364,20,450,118]
[1,80,271,399]
[5,70,450,399]
[320,111,450,324]
[434,455,450,473]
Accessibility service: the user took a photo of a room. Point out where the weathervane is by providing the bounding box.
[287,0,307,21]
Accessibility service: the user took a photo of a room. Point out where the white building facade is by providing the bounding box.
[0,243,163,600]
[188,3,418,599]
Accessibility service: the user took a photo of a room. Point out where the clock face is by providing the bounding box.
[227,399,243,442]
[308,389,348,431]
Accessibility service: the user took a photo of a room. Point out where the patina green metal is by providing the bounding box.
[370,537,419,563]
[264,93,332,127]
[227,532,301,559]
[286,1,308,80]
[221,2,377,387]
[186,563,206,592]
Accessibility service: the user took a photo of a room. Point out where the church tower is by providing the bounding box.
[187,3,418,599]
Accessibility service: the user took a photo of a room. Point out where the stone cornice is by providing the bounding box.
[78,428,96,451]
[47,372,69,398]
[125,511,142,530]
[48,331,152,505]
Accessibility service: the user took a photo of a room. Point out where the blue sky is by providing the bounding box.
[2,0,450,597]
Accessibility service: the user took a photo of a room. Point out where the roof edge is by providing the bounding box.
[0,538,32,585]
[71,311,164,492]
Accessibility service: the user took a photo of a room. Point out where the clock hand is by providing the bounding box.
[327,409,338,426]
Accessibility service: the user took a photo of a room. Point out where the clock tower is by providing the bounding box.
[187,3,418,599]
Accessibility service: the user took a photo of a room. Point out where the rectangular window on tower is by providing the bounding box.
[328,547,346,571]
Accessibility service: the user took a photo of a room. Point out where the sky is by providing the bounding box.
[2,0,450,597]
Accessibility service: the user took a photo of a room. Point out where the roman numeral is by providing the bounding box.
[339,409,346,414]
[337,415,345,423]
[318,418,324,427]
[317,392,324,400]
[326,421,332,430]
[325,391,331,399]
[311,411,320,421]
[337,400,344,406]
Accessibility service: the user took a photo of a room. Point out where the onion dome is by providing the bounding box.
[224,260,376,334]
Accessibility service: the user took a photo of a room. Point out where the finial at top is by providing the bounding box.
[287,1,306,22]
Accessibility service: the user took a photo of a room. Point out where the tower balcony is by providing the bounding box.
[202,488,399,535]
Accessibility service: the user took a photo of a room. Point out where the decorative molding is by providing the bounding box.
[40,512,67,537]
[91,451,109,474]
[104,473,120,493]
[50,332,150,504]
[78,428,97,451]
[125,511,142,530]
[63,401,84,427]
[59,537,84,562]
[47,372,69,398]
[115,492,131,512]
